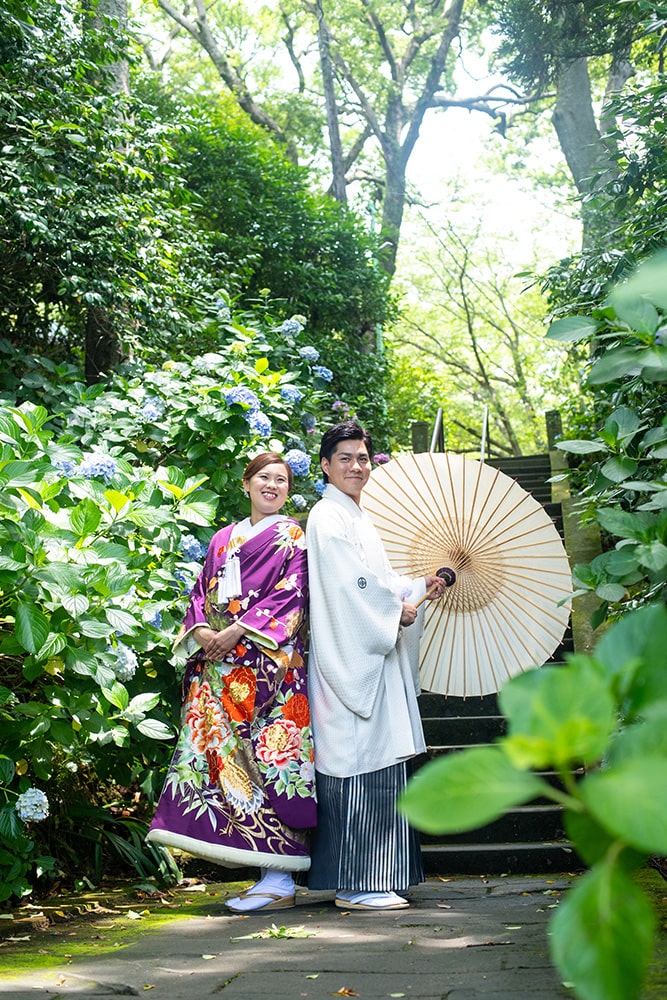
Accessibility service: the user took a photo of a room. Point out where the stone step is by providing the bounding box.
[422,715,506,745]
[420,803,566,845]
[421,841,579,875]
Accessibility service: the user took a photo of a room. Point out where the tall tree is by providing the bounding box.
[83,0,130,381]
[488,0,645,247]
[152,0,472,277]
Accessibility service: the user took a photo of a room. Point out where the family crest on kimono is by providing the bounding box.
[147,452,315,913]
[306,420,447,911]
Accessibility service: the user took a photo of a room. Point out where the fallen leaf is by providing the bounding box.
[505,925,523,930]
[126,910,143,920]
[231,924,314,941]
[436,903,451,909]
[331,989,359,997]
[143,986,155,991]
[306,974,319,979]
[389,994,406,998]
[201,954,217,960]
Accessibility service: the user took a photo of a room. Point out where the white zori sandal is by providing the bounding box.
[225,889,296,913]
[334,891,409,910]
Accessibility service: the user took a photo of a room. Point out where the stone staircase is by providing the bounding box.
[416,451,579,875]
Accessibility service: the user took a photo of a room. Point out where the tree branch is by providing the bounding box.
[157,0,297,159]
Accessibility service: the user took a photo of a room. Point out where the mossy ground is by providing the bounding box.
[0,875,249,977]
[640,867,667,998]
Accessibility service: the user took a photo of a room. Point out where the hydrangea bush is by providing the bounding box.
[0,324,338,902]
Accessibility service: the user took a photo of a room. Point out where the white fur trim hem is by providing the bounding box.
[145,830,311,872]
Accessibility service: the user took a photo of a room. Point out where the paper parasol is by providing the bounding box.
[363,452,572,697]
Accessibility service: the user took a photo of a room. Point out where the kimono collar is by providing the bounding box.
[322,483,368,519]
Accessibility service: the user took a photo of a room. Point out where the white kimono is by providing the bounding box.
[306,483,427,778]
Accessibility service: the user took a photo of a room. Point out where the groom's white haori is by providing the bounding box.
[306,483,427,778]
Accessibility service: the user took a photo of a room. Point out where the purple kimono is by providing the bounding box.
[147,516,315,872]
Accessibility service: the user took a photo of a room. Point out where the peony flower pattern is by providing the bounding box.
[281,692,310,729]
[184,678,232,754]
[256,718,303,769]
[221,666,257,722]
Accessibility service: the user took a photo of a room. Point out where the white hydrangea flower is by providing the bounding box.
[114,642,138,682]
[16,787,50,823]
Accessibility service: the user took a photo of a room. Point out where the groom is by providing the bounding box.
[305,420,445,910]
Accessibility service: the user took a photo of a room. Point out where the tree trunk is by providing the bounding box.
[85,306,122,384]
[315,0,346,203]
[83,0,128,383]
[552,57,620,248]
[379,147,407,276]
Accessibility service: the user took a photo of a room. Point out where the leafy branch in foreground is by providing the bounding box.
[401,603,667,1000]
[546,249,667,625]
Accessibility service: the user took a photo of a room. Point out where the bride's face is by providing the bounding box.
[244,462,290,522]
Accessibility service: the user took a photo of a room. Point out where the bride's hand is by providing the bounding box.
[194,623,245,659]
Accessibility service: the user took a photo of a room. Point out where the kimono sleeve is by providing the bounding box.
[172,526,231,657]
[307,506,403,717]
[236,525,308,651]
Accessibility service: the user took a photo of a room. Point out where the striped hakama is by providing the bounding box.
[308,762,424,892]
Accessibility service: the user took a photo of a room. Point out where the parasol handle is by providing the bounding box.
[414,566,456,609]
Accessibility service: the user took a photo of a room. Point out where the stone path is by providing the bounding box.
[0,876,572,999]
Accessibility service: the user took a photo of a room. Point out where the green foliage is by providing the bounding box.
[0,328,334,902]
[491,0,645,91]
[0,0,218,358]
[166,93,393,348]
[401,603,667,1000]
[0,1,392,421]
[547,251,667,620]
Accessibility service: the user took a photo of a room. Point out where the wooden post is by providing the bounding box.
[545,410,563,450]
[411,421,429,453]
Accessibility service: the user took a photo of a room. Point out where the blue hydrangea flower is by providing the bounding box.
[656,326,667,346]
[141,398,164,422]
[147,610,162,629]
[312,365,333,382]
[181,534,206,562]
[314,479,327,495]
[80,452,117,484]
[113,642,138,682]
[280,318,303,336]
[224,386,260,411]
[373,453,391,464]
[246,410,272,437]
[53,458,77,477]
[280,386,304,404]
[15,787,50,823]
[174,569,192,592]
[291,494,307,510]
[284,449,311,477]
[298,346,320,363]
[332,399,348,411]
[301,413,317,432]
